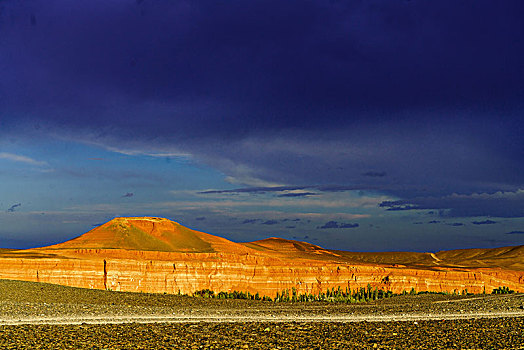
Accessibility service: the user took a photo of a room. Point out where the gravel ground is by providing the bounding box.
[0,319,523,349]
[1,279,524,348]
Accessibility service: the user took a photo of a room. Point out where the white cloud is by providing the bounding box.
[448,189,524,200]
[0,152,48,167]
[102,145,192,158]
[156,197,384,209]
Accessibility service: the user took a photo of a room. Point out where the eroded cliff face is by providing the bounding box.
[1,218,522,296]
[0,250,521,297]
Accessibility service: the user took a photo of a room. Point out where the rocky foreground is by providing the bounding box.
[0,279,523,349]
[1,318,523,349]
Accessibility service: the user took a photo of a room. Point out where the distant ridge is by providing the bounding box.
[435,245,524,270]
[241,237,341,258]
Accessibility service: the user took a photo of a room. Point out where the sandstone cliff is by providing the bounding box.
[0,217,522,296]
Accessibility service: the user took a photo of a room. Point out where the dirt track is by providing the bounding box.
[0,279,523,348]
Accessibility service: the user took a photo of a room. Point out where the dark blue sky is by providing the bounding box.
[1,0,523,251]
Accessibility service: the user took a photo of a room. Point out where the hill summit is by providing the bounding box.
[48,217,250,254]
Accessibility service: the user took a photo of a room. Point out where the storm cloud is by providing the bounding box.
[1,0,523,250]
[1,1,522,201]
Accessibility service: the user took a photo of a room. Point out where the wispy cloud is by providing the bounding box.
[261,220,278,225]
[505,230,524,235]
[161,197,383,209]
[378,189,524,218]
[472,220,497,225]
[121,192,134,198]
[193,189,393,210]
[88,142,192,159]
[447,222,464,226]
[200,184,391,195]
[362,171,386,177]
[339,222,360,228]
[199,186,308,195]
[380,203,419,211]
[0,152,48,167]
[317,221,359,229]
[277,192,317,198]
[6,203,21,212]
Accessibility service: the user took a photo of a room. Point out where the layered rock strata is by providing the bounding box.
[0,217,522,296]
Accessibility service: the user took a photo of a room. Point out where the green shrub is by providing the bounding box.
[492,286,515,294]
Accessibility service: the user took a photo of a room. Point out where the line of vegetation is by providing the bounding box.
[273,285,395,303]
[189,284,486,303]
[491,286,515,294]
[190,285,516,302]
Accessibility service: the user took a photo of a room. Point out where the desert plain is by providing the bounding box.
[0,279,523,349]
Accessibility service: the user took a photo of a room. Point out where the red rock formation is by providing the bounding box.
[0,217,522,296]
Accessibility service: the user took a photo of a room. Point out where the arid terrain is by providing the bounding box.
[0,279,523,349]
[0,217,522,298]
[0,217,523,348]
